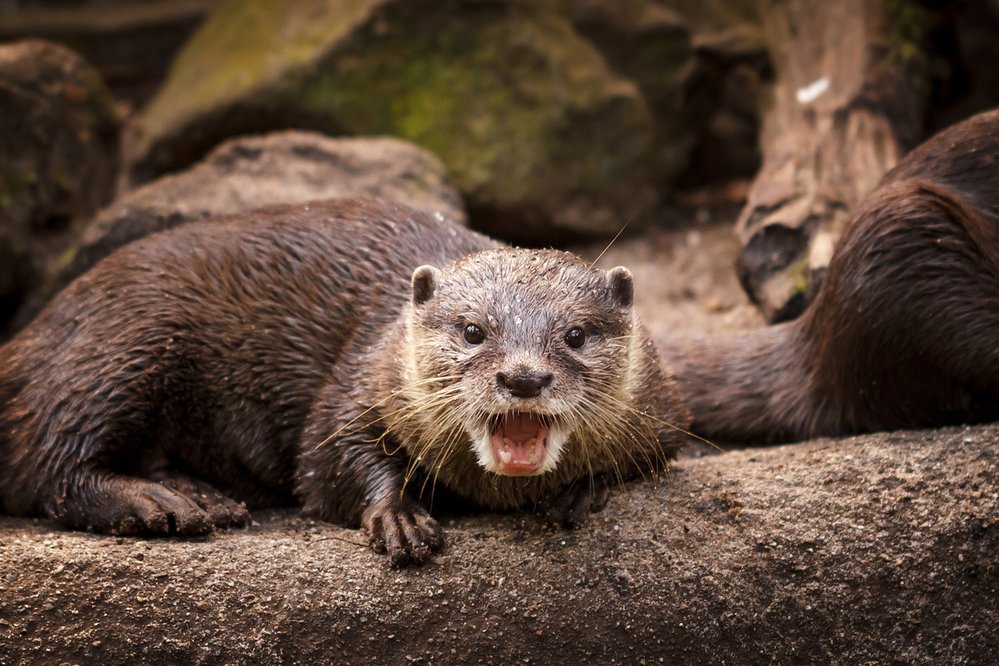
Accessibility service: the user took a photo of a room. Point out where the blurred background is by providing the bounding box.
[2,0,998,339]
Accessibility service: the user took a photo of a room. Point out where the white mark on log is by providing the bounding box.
[809,229,836,269]
[796,76,830,104]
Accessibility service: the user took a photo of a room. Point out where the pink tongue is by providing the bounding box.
[490,413,549,475]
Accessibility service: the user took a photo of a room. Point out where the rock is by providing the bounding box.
[14,131,465,330]
[126,0,660,241]
[0,0,213,106]
[566,0,696,185]
[0,423,994,662]
[0,39,120,335]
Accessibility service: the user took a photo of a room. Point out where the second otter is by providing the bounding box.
[0,199,687,565]
[661,108,999,444]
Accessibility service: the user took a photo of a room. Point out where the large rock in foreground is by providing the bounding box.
[13,130,464,330]
[0,425,995,663]
[127,0,671,241]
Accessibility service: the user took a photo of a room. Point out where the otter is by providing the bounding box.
[660,108,999,443]
[0,199,687,565]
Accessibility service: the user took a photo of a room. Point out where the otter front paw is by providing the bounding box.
[361,498,444,567]
[541,474,613,528]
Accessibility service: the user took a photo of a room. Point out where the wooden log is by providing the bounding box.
[736,0,930,322]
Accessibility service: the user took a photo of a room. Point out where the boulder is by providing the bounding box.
[126,0,663,241]
[0,39,120,335]
[0,0,213,106]
[566,0,696,185]
[0,424,995,662]
[14,131,464,330]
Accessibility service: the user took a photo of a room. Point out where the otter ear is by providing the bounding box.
[411,265,440,305]
[606,266,633,308]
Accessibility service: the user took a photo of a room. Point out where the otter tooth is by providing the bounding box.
[498,450,512,464]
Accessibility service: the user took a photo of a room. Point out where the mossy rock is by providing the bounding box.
[129,0,664,240]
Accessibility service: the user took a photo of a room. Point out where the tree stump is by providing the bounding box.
[736,0,930,322]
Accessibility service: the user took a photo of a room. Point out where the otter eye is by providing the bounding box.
[565,326,586,349]
[463,324,486,345]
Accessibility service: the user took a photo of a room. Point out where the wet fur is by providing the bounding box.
[0,199,687,564]
[660,109,999,443]
[299,249,684,517]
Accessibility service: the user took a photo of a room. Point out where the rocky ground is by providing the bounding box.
[1,214,995,664]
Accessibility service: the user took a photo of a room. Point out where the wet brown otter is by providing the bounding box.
[661,108,999,443]
[0,199,687,565]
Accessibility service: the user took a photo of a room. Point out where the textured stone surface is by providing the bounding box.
[126,0,672,240]
[14,130,464,330]
[0,425,995,663]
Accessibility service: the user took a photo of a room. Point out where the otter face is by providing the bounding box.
[406,249,636,477]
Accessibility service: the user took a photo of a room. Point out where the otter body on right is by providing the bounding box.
[662,109,999,443]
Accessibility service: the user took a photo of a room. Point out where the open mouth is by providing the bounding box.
[489,412,550,475]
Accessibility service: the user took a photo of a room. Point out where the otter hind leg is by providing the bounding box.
[148,470,251,529]
[54,471,217,536]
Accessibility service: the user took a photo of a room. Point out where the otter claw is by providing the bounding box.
[543,474,613,528]
[362,500,444,567]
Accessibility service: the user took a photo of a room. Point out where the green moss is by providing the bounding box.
[58,245,79,270]
[885,0,928,69]
[141,0,383,143]
[787,254,811,296]
[290,8,653,209]
[137,0,658,231]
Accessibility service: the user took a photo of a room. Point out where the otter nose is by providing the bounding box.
[496,370,553,398]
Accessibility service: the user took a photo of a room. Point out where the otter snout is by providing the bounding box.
[496,369,553,398]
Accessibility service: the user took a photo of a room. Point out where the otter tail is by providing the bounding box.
[664,175,999,446]
[656,323,820,444]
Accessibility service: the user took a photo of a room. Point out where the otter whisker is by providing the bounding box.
[587,221,630,269]
[601,392,720,452]
[312,374,463,449]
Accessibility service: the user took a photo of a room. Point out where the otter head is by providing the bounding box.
[405,249,637,477]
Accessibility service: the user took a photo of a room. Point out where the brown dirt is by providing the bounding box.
[1,215,996,663]
[576,207,765,337]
